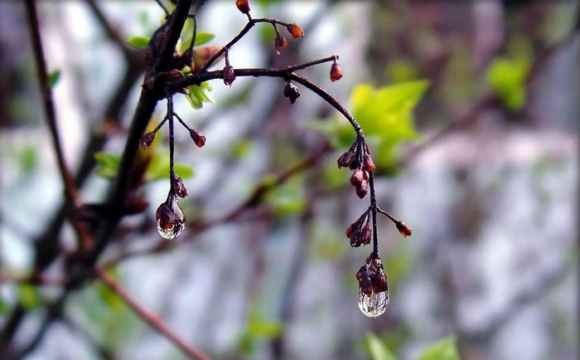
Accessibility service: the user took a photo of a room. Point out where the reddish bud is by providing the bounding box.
[337,151,354,169]
[330,62,343,82]
[350,170,364,187]
[356,182,368,199]
[236,0,250,14]
[396,221,413,237]
[286,23,304,38]
[363,154,376,172]
[274,34,287,55]
[223,65,236,86]
[140,132,155,149]
[189,128,206,148]
[361,218,372,245]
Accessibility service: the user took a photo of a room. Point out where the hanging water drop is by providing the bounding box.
[156,194,186,240]
[358,288,388,318]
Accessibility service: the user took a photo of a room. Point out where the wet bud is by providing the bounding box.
[362,154,376,172]
[189,128,206,148]
[274,34,288,55]
[350,170,364,187]
[337,151,354,169]
[236,0,251,14]
[330,62,343,82]
[286,23,304,38]
[361,218,372,245]
[283,82,300,104]
[345,221,359,239]
[359,277,373,297]
[156,194,186,240]
[223,65,236,86]
[356,181,368,199]
[356,266,367,282]
[372,268,388,293]
[140,132,155,149]
[396,221,413,237]
[172,175,188,198]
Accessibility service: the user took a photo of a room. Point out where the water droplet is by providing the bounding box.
[358,289,389,318]
[156,195,185,240]
[157,217,185,240]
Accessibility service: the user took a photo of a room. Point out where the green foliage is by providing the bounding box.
[186,82,214,109]
[94,151,194,181]
[265,177,307,216]
[237,307,284,356]
[47,69,61,88]
[367,333,398,360]
[367,334,459,360]
[416,337,459,360]
[485,37,532,110]
[17,284,42,310]
[127,35,150,50]
[181,32,215,52]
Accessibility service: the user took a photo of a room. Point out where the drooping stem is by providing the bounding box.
[167,95,176,182]
[369,171,379,255]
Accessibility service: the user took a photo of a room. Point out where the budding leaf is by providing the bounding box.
[366,333,398,360]
[94,152,120,179]
[416,337,459,360]
[181,32,216,52]
[485,56,530,110]
[47,69,61,88]
[127,35,151,49]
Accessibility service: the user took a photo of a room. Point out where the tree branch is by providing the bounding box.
[95,268,212,360]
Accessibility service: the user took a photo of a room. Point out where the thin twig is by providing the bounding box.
[95,268,212,360]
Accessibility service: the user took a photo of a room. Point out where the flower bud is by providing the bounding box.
[236,0,250,14]
[140,132,155,149]
[362,154,376,172]
[283,82,300,104]
[156,194,186,240]
[337,151,353,169]
[350,170,364,187]
[274,34,287,55]
[189,128,206,148]
[361,218,372,245]
[396,221,413,237]
[223,64,236,86]
[286,23,304,38]
[356,182,368,199]
[330,62,343,82]
[172,175,188,198]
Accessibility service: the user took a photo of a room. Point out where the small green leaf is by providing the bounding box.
[174,163,194,179]
[94,152,120,179]
[485,56,530,110]
[367,333,398,360]
[416,337,459,360]
[47,70,61,88]
[127,35,151,49]
[181,32,215,52]
[247,319,284,338]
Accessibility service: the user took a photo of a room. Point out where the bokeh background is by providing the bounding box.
[0,1,578,360]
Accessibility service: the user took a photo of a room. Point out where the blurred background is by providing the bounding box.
[0,0,578,360]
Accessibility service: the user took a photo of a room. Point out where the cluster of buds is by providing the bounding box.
[337,138,375,198]
[345,211,372,247]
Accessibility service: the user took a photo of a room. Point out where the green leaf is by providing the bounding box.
[367,333,398,360]
[181,32,215,52]
[94,152,120,179]
[47,69,61,88]
[416,337,459,360]
[145,152,194,181]
[127,35,150,49]
[485,56,530,110]
[18,284,41,310]
[345,80,429,170]
[247,319,284,338]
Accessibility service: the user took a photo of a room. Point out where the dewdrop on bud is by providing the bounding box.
[156,195,185,240]
[330,62,343,82]
[286,23,304,38]
[358,288,389,318]
[236,0,250,14]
